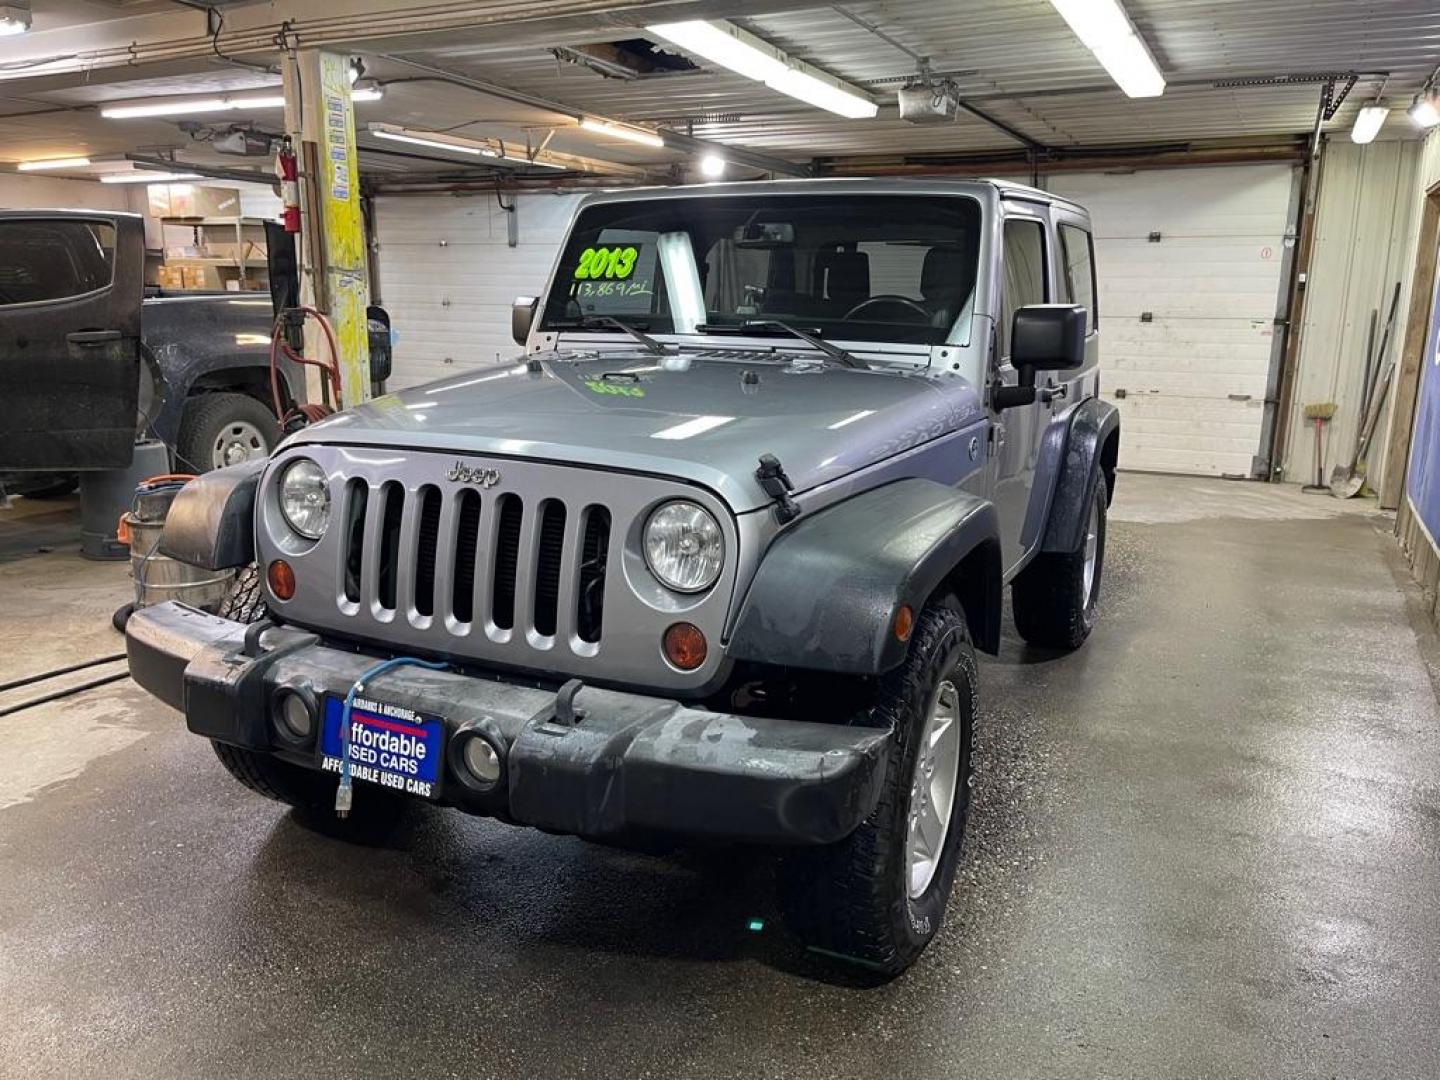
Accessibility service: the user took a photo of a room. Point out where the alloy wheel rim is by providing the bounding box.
[905,678,963,900]
[213,420,268,468]
[1082,499,1100,606]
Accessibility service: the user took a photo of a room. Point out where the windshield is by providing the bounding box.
[540,194,982,347]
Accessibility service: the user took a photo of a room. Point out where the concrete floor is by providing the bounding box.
[1,474,1438,1079]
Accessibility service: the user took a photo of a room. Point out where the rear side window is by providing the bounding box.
[0,220,116,306]
[999,218,1046,356]
[1058,224,1097,332]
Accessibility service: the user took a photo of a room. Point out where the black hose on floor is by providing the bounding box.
[0,671,131,719]
[0,653,127,694]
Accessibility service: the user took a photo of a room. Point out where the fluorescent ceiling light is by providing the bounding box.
[1350,105,1390,144]
[1410,92,1440,129]
[367,124,498,158]
[17,157,91,171]
[102,91,284,119]
[698,153,726,178]
[1047,0,1165,98]
[100,171,202,184]
[647,20,878,119]
[102,85,379,120]
[578,118,665,148]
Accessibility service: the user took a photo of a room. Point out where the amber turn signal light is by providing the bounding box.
[663,622,707,670]
[267,559,296,601]
[893,604,914,642]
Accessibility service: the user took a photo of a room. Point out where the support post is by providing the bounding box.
[283,48,371,408]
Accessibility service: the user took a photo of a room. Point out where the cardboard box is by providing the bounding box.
[156,265,185,290]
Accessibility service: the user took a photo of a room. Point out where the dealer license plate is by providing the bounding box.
[319,695,444,800]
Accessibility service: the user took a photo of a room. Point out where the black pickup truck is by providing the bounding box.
[0,209,305,485]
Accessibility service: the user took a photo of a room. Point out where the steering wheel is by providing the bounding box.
[844,295,931,322]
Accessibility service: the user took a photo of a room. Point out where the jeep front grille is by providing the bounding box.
[261,447,738,690]
[342,481,611,650]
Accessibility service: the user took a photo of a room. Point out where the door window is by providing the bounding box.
[1058,224,1097,332]
[0,220,115,305]
[999,218,1046,356]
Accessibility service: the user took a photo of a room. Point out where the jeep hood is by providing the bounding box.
[288,349,984,513]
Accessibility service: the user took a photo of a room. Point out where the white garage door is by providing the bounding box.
[1050,165,1296,477]
[374,193,581,389]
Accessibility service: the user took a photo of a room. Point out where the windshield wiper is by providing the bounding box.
[550,314,668,356]
[695,319,866,369]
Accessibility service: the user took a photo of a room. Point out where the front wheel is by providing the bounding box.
[1011,473,1108,649]
[779,600,977,976]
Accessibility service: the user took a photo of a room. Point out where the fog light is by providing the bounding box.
[267,559,296,600]
[462,736,502,785]
[662,622,707,671]
[275,690,315,742]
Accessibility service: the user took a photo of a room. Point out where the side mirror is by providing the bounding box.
[512,295,539,346]
[1011,304,1087,371]
[994,304,1087,410]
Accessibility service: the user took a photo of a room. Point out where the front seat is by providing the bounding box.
[813,249,871,317]
[920,244,978,328]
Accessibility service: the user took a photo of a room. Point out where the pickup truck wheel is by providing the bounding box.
[176,392,278,473]
[1011,473,1108,650]
[778,600,976,976]
[218,563,268,624]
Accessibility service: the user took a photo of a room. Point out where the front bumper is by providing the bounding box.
[125,602,890,844]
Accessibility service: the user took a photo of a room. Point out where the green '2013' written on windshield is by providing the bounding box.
[572,245,640,280]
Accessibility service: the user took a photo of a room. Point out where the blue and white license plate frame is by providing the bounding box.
[319,695,445,800]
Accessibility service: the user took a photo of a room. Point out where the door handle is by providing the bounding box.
[67,330,123,347]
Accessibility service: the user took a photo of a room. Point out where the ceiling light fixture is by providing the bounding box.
[1350,104,1390,144]
[698,153,726,179]
[100,171,203,184]
[17,157,91,171]
[0,1,31,36]
[367,124,498,157]
[647,20,878,119]
[578,118,666,147]
[1046,0,1166,98]
[101,85,379,120]
[1409,90,1440,129]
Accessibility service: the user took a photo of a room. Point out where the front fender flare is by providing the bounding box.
[157,459,264,570]
[728,479,1002,675]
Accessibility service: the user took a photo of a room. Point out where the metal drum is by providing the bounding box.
[124,477,235,612]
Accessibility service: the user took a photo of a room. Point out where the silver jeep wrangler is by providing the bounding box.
[128,179,1118,975]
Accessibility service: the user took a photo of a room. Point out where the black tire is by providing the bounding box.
[210,740,339,811]
[176,392,279,474]
[779,600,977,977]
[1011,473,1108,650]
[218,563,268,623]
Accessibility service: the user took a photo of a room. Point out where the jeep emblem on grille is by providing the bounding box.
[446,461,501,488]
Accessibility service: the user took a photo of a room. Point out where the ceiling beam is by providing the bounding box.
[377,54,810,177]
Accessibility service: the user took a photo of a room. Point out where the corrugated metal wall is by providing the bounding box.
[374,193,581,389]
[1286,140,1422,489]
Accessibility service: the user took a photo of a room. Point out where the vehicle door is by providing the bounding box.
[988,206,1053,573]
[0,212,145,470]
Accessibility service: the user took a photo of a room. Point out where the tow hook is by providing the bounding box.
[755,454,801,525]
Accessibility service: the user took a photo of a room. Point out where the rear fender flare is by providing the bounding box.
[1039,397,1119,554]
[727,479,1003,675]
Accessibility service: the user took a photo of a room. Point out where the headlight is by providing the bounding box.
[644,500,724,593]
[278,458,331,540]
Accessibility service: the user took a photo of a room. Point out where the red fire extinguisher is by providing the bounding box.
[277,136,300,234]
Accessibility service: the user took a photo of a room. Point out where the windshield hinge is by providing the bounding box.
[755,454,801,525]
